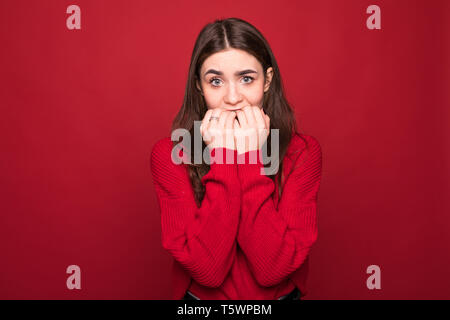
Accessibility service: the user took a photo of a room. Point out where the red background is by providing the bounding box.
[0,0,449,299]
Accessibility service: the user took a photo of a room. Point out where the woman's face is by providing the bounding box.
[196,48,273,111]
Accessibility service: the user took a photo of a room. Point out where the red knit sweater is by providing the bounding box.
[150,132,322,300]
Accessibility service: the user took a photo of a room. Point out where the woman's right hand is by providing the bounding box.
[200,109,237,150]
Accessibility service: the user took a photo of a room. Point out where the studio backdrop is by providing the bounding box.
[0,0,449,299]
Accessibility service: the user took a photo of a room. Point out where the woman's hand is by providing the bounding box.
[233,106,270,155]
[200,108,237,150]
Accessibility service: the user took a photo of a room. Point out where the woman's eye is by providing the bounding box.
[209,76,254,87]
[209,78,222,86]
[242,76,254,84]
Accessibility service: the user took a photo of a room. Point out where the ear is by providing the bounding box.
[263,67,273,93]
[196,80,203,95]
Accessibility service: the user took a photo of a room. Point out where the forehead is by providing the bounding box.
[201,49,262,74]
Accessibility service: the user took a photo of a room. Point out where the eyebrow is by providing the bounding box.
[203,69,258,77]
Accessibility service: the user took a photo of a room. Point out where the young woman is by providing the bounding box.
[150,17,322,300]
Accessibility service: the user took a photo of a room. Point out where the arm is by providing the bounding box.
[150,139,240,288]
[236,136,322,287]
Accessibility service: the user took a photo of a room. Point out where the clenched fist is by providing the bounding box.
[200,108,236,150]
[233,106,270,155]
[200,106,270,155]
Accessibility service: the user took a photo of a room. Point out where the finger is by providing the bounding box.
[201,109,214,135]
[233,118,240,130]
[243,105,256,128]
[209,108,223,129]
[236,110,248,128]
[260,108,270,129]
[234,118,244,154]
[253,107,266,129]
[204,109,221,144]
[225,111,236,130]
[218,110,229,129]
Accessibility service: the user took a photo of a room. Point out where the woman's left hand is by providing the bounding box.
[233,106,270,154]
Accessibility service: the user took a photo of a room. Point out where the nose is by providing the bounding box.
[223,82,243,107]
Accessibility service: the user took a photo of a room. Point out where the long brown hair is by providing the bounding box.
[171,17,307,207]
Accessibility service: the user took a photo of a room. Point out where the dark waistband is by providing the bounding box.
[183,287,300,300]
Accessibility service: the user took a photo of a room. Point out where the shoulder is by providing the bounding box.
[150,137,192,198]
[287,132,321,159]
[151,136,173,159]
[150,136,184,174]
[286,132,322,171]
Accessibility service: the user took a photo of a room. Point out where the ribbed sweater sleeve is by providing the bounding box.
[236,135,322,287]
[150,138,240,288]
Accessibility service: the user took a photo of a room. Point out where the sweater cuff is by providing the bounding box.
[208,147,237,165]
[201,147,239,186]
[236,149,269,178]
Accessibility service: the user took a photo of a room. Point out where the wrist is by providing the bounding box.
[236,148,264,165]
